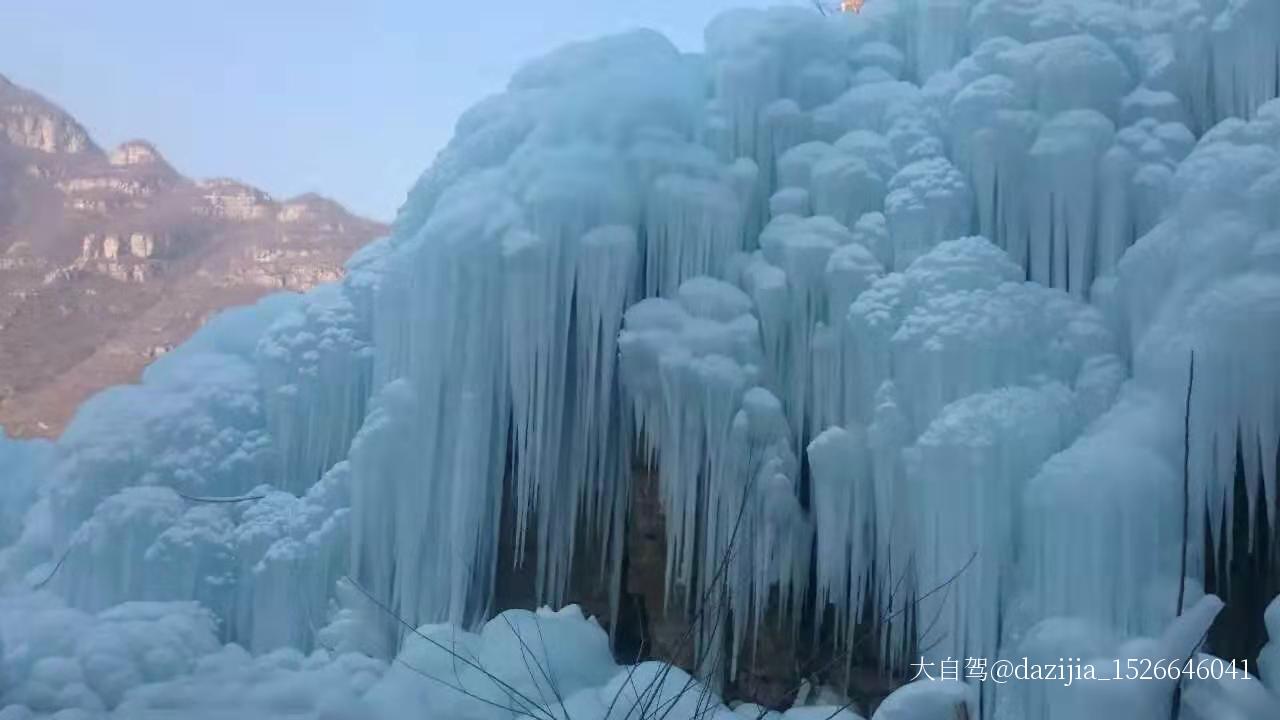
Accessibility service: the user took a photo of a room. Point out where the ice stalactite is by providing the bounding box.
[1105,101,1280,579]
[807,427,874,658]
[902,0,975,83]
[1095,117,1195,279]
[49,453,352,652]
[918,14,1189,297]
[564,225,639,597]
[619,278,807,677]
[812,81,934,147]
[236,461,352,652]
[355,183,515,629]
[704,9,852,166]
[1026,110,1116,296]
[946,71,1040,269]
[884,157,974,271]
[906,384,1079,667]
[776,132,899,233]
[702,10,821,240]
[1174,0,1280,132]
[349,31,772,637]
[1004,98,1280,719]
[812,240,885,433]
[1019,390,1185,645]
[818,237,1122,675]
[619,279,768,600]
[744,214,872,438]
[644,170,752,298]
[257,284,375,495]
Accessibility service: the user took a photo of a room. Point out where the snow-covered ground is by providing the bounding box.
[3,0,1280,718]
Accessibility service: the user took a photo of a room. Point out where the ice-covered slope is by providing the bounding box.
[2,1,1279,718]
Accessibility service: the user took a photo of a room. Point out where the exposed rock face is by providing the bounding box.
[0,76,92,154]
[0,74,387,437]
[108,140,161,167]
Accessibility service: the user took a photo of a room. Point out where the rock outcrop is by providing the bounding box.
[0,74,387,437]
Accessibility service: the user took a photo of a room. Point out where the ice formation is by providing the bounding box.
[3,0,1280,718]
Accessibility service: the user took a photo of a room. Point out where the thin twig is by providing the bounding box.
[1172,350,1196,720]
[31,544,73,590]
[1176,350,1195,618]
[342,575,559,720]
[177,492,266,503]
[769,549,979,715]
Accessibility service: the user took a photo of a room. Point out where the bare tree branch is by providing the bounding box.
[31,544,73,590]
[1171,350,1196,720]
[1177,350,1195,618]
[177,492,266,503]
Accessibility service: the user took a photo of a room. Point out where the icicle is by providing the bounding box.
[902,0,973,82]
[644,174,750,298]
[1026,110,1115,296]
[807,426,873,648]
[907,384,1077,668]
[946,72,1039,265]
[620,277,806,677]
[1020,391,1183,642]
[257,284,374,495]
[1175,0,1280,130]
[884,157,973,271]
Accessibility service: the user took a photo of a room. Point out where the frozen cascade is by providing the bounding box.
[1,3,1279,719]
[1095,118,1194,278]
[256,280,377,496]
[1174,0,1280,131]
[0,290,366,672]
[350,32,767,635]
[1026,110,1116,296]
[1020,390,1184,644]
[906,384,1079,667]
[618,278,809,674]
[743,213,882,438]
[811,236,1124,674]
[884,157,974,272]
[1100,101,1280,589]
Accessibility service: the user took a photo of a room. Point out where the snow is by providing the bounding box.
[2,1,1280,718]
[1262,597,1280,694]
[870,679,976,720]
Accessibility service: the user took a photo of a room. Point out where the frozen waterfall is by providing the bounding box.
[3,1,1280,719]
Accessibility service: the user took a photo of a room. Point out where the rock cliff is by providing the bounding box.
[0,74,386,436]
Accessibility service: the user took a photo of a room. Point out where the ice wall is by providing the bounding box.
[0,432,52,551]
[3,1,1280,718]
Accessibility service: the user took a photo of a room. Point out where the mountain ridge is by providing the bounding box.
[0,73,387,437]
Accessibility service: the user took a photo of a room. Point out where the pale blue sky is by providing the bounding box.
[0,1,797,221]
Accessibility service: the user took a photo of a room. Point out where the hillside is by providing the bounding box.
[0,74,386,436]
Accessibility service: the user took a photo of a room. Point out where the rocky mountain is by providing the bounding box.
[0,73,387,437]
